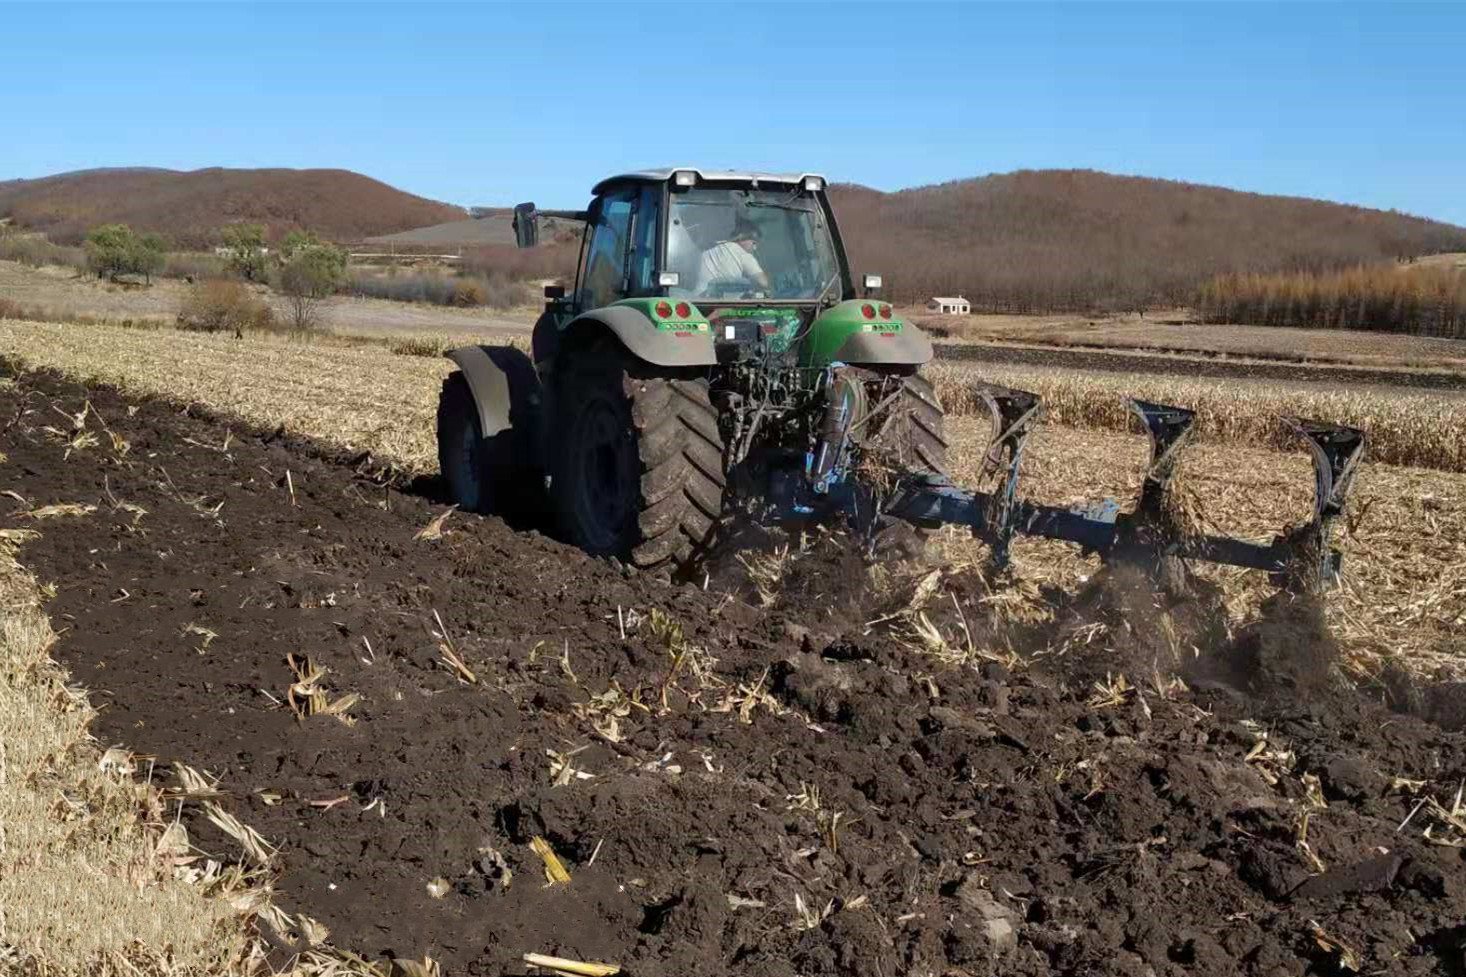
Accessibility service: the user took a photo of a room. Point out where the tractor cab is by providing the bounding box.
[513,168,910,367]
[515,168,858,310]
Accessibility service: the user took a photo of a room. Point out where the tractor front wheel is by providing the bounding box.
[552,358,725,572]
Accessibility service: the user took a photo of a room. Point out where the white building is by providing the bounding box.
[928,296,971,315]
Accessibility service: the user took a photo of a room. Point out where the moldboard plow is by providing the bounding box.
[875,383,1366,593]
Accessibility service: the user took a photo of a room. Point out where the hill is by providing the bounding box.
[363,210,584,250]
[0,168,465,248]
[830,170,1466,310]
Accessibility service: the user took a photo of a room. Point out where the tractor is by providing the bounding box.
[438,167,1364,590]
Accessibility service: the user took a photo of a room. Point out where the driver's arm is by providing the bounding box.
[740,247,770,289]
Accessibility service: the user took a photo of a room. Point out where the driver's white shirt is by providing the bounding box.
[697,241,765,292]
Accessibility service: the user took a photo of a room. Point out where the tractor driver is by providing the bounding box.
[697,217,769,295]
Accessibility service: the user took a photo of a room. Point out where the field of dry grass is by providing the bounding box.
[926,357,1466,471]
[911,308,1466,371]
[5,318,1465,473]
[0,259,536,340]
[0,317,1460,688]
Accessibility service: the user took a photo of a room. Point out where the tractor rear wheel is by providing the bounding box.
[868,369,949,476]
[552,357,725,572]
[866,369,950,558]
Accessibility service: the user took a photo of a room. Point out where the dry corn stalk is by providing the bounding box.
[286,653,360,724]
[1243,730,1296,786]
[1088,672,1135,709]
[530,835,572,885]
[414,506,456,541]
[205,805,276,866]
[1309,920,1361,972]
[23,502,97,519]
[434,609,478,684]
[523,953,619,977]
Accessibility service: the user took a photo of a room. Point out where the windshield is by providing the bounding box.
[665,186,841,302]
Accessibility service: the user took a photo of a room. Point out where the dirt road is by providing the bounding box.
[5,363,1464,976]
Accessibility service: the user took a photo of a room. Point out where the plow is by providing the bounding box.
[439,167,1365,593]
[832,383,1363,592]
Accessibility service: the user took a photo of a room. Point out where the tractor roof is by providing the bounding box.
[591,167,827,195]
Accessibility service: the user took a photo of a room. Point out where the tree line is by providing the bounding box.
[1196,263,1466,337]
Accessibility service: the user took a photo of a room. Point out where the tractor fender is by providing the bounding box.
[831,322,934,366]
[567,305,718,367]
[444,344,544,466]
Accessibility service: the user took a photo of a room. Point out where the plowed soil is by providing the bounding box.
[3,363,1464,977]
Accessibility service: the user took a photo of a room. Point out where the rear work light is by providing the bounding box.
[655,301,673,318]
[879,305,892,319]
[674,301,691,318]
[861,303,876,319]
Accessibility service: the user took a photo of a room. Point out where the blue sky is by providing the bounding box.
[4,2,1465,224]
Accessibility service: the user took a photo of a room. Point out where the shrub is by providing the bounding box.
[477,272,534,309]
[162,252,226,281]
[449,279,485,307]
[177,279,276,333]
[459,242,579,283]
[346,270,456,305]
[0,234,88,273]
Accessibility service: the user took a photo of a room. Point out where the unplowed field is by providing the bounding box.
[3,362,1465,976]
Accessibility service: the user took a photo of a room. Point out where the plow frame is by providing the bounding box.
[874,383,1366,593]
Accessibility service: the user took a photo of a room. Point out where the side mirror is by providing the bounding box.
[543,283,565,300]
[862,274,882,295]
[512,202,539,249]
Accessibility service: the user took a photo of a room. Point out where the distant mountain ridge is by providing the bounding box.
[829,169,1466,308]
[4,165,1463,311]
[0,167,465,248]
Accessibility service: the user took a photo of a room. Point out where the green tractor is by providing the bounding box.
[438,167,1365,590]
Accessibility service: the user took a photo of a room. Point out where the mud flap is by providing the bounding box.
[445,345,545,475]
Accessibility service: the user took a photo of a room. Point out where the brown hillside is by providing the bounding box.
[0,168,465,248]
[831,170,1466,310]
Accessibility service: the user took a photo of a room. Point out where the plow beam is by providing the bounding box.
[880,385,1366,593]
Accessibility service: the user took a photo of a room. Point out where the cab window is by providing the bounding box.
[580,188,634,309]
[628,184,662,295]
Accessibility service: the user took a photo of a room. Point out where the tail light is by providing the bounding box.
[655,301,673,319]
[860,303,876,319]
[674,302,691,318]
[879,305,892,319]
